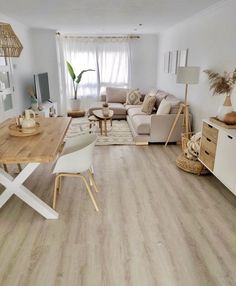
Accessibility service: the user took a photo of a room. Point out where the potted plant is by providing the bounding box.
[204,69,236,121]
[27,86,38,111]
[67,61,95,111]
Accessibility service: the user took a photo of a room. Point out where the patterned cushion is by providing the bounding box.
[141,95,156,114]
[125,89,142,105]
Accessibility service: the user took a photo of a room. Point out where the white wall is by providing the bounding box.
[0,13,34,115]
[130,35,158,93]
[157,0,236,131]
[30,29,60,105]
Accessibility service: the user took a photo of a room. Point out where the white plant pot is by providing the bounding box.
[217,95,233,121]
[69,98,81,111]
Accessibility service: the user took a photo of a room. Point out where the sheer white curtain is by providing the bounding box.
[97,39,130,93]
[57,35,130,114]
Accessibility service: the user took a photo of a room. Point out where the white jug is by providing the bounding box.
[21,109,36,128]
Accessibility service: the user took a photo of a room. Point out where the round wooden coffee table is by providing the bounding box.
[90,109,114,136]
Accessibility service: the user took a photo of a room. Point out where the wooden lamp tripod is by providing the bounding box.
[165,66,200,147]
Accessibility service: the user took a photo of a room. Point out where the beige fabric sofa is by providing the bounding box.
[88,87,188,144]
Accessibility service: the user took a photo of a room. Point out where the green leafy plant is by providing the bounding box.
[66,61,95,100]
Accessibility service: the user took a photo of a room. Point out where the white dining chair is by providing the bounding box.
[52,133,99,211]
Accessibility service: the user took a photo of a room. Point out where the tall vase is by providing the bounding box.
[217,95,233,121]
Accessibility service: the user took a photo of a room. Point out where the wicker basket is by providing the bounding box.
[181,132,194,151]
[176,154,210,175]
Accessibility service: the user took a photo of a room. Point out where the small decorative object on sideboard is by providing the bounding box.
[102,102,110,117]
[223,112,236,125]
[204,68,236,122]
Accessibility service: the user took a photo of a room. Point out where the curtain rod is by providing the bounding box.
[56,33,140,39]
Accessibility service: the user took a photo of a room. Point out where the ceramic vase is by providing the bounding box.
[31,102,38,111]
[102,107,109,117]
[217,95,233,121]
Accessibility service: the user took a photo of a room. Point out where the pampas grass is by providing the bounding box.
[204,68,236,96]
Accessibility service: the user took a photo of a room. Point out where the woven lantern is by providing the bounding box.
[0,22,23,57]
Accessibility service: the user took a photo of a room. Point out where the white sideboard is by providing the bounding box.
[199,119,236,196]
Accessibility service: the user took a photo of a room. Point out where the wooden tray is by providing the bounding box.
[9,122,41,137]
[210,117,236,129]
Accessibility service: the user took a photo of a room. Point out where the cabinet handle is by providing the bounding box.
[208,124,213,128]
[227,135,233,140]
[205,150,210,155]
[206,137,211,142]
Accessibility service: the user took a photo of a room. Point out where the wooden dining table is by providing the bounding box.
[0,116,71,219]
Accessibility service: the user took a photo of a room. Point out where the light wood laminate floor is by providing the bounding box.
[0,145,236,286]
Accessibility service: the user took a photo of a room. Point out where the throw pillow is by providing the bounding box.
[155,90,168,108]
[106,87,129,103]
[125,89,142,105]
[165,94,181,114]
[156,98,171,115]
[141,95,156,114]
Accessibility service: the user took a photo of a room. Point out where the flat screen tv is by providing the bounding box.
[34,72,51,103]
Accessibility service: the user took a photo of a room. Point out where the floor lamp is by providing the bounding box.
[165,66,200,147]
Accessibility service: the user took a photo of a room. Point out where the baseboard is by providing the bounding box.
[135,142,149,146]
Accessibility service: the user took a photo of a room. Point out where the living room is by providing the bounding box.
[0,0,236,285]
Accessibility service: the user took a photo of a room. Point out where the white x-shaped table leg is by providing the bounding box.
[0,163,58,219]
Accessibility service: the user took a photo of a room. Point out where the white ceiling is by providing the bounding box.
[0,0,222,34]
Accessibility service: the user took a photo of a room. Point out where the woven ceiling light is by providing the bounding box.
[0,22,23,57]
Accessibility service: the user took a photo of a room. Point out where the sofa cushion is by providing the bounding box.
[125,105,144,111]
[156,98,171,115]
[165,94,181,114]
[125,89,142,105]
[130,115,151,134]
[155,90,168,108]
[141,95,156,114]
[127,107,147,117]
[106,87,129,103]
[108,103,126,115]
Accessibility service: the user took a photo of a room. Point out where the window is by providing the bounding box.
[0,57,15,122]
[58,36,130,110]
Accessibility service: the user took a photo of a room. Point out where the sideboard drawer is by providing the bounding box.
[201,135,217,157]
[202,122,218,143]
[199,148,215,171]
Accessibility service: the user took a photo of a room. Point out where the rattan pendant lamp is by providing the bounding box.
[0,22,23,57]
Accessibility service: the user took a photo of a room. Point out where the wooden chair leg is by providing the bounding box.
[3,164,8,173]
[80,175,99,212]
[17,163,22,172]
[53,174,60,209]
[58,176,62,193]
[89,170,99,193]
[89,174,93,187]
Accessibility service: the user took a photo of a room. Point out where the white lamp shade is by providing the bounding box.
[176,66,200,84]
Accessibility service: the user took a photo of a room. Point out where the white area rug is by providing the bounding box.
[66,119,135,146]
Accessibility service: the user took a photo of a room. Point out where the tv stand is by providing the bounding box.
[36,101,58,117]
